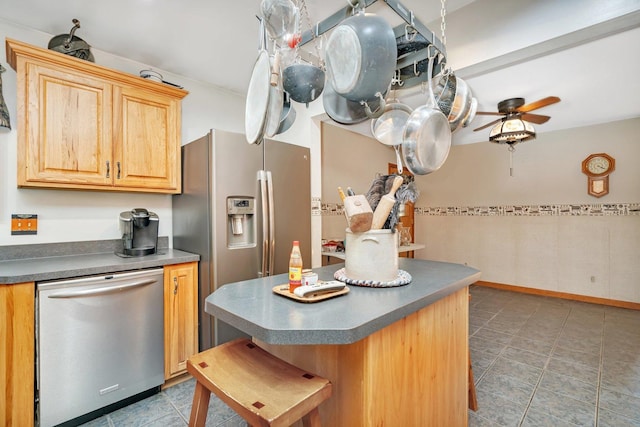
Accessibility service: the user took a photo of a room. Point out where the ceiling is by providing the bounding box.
[2,0,640,145]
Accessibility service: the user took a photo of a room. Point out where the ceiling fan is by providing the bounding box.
[473,96,561,140]
[473,96,561,177]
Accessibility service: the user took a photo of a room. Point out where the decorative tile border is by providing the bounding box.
[321,203,640,217]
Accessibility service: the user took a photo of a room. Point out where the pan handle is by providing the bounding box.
[361,92,386,118]
[64,19,81,48]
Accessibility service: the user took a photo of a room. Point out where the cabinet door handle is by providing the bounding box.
[106,160,110,178]
[173,276,178,295]
[117,161,121,179]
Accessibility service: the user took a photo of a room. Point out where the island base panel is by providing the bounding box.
[257,286,469,426]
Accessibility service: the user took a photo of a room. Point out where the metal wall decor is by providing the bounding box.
[0,64,11,131]
[48,19,95,62]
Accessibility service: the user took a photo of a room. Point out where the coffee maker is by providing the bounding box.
[119,208,159,256]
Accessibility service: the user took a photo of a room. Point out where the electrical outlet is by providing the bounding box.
[11,214,38,235]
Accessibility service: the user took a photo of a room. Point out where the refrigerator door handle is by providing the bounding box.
[266,170,276,276]
[258,170,269,277]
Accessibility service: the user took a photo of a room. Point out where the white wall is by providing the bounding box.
[0,20,325,248]
[319,118,640,302]
[414,118,640,303]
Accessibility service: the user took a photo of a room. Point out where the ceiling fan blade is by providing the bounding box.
[475,111,504,116]
[473,118,501,132]
[521,113,550,124]
[517,96,561,113]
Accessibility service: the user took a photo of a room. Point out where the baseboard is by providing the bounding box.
[473,281,640,311]
[162,372,193,390]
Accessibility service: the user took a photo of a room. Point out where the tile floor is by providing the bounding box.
[469,285,640,427]
[79,285,640,427]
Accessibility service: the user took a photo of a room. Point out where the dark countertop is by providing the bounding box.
[0,238,199,284]
[205,258,481,345]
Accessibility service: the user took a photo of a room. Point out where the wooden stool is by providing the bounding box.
[468,353,478,411]
[187,338,332,427]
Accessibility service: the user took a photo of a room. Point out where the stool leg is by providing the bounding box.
[301,407,322,427]
[189,381,212,427]
[468,350,478,411]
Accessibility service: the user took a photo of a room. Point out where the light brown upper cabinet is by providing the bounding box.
[6,38,188,194]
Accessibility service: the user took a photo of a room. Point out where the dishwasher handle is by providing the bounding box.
[47,279,158,299]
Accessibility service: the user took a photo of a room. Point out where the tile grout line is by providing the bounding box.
[594,310,606,427]
[517,301,573,427]
[164,391,189,425]
[467,292,515,426]
[469,293,540,426]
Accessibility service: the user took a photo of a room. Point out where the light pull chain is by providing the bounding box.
[508,145,515,177]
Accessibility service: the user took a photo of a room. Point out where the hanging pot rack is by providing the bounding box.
[297,0,447,89]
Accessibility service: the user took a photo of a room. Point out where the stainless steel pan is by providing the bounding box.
[402,51,452,175]
[323,77,384,125]
[245,21,272,144]
[371,96,412,173]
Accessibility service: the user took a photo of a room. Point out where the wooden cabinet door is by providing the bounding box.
[20,60,112,187]
[164,262,199,379]
[114,85,180,192]
[0,282,35,427]
[8,38,187,194]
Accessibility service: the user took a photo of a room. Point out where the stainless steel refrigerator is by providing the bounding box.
[173,129,311,350]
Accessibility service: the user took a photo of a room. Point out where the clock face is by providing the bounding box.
[587,156,610,174]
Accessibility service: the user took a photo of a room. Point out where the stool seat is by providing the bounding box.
[187,338,332,427]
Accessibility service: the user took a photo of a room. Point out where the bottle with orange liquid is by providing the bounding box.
[288,240,303,293]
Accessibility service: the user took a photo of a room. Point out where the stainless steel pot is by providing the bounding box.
[401,53,452,175]
[461,97,478,128]
[325,12,397,103]
[275,92,296,134]
[448,76,473,132]
[432,70,473,132]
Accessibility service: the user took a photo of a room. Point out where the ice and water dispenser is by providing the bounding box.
[226,197,256,248]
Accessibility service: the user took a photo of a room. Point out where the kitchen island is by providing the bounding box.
[205,258,481,426]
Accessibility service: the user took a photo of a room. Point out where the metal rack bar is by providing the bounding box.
[384,0,446,56]
[299,0,446,58]
[297,0,446,89]
[299,0,379,45]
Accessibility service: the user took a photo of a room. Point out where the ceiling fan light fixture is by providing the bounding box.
[489,115,536,144]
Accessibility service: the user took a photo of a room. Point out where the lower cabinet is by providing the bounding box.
[1,262,198,426]
[163,262,199,379]
[0,282,35,427]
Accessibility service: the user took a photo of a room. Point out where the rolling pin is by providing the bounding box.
[371,176,403,229]
[343,195,373,233]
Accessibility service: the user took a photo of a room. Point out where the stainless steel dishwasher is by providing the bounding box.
[37,268,165,427]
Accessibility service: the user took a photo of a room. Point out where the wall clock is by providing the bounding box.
[581,153,615,198]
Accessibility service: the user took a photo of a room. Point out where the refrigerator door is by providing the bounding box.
[265,139,312,274]
[173,129,311,349]
[173,133,216,349]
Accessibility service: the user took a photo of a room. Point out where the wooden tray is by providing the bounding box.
[272,284,349,303]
